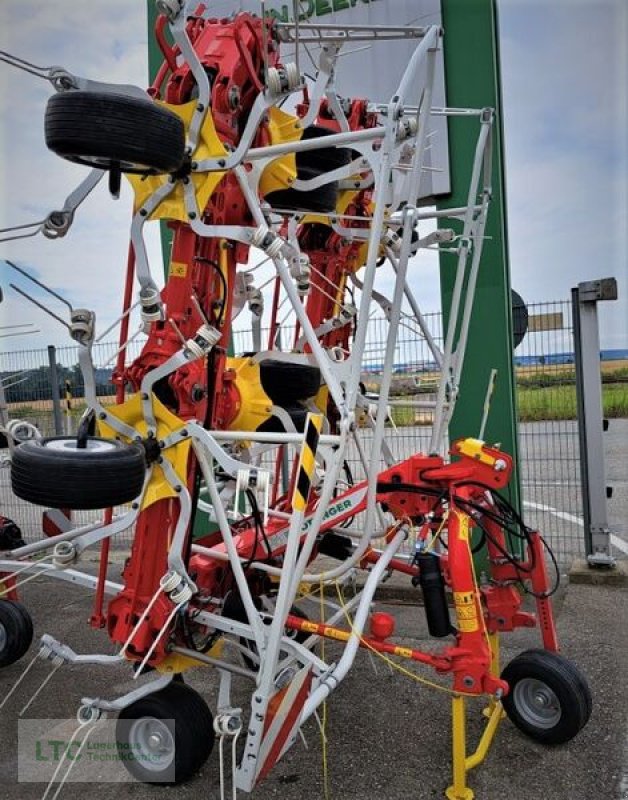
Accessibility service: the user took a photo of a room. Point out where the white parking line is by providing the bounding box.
[523,500,628,557]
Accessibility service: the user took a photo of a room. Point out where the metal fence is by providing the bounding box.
[0,301,592,566]
[0,339,146,548]
[514,301,583,566]
[0,339,146,437]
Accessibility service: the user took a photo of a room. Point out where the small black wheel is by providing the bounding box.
[11,436,146,510]
[296,125,353,172]
[501,649,592,744]
[259,360,321,404]
[45,90,186,174]
[0,600,34,668]
[266,126,351,213]
[265,182,340,213]
[116,682,214,784]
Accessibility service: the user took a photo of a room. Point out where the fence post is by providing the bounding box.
[47,345,63,435]
[0,375,11,452]
[572,278,617,568]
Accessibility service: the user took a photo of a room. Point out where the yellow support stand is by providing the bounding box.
[445,634,506,800]
[483,633,507,719]
[446,694,505,800]
[447,695,475,800]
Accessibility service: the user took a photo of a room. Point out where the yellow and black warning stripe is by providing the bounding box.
[292,413,324,512]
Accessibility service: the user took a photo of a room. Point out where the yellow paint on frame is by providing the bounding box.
[97,393,191,511]
[125,99,227,222]
[259,106,303,196]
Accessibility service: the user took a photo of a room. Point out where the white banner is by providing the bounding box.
[201,0,450,197]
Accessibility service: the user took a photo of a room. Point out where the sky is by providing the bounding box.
[0,0,626,358]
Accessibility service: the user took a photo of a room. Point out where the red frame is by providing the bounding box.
[72,11,559,693]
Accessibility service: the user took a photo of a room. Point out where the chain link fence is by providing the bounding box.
[514,302,583,564]
[1,300,609,566]
[0,339,145,547]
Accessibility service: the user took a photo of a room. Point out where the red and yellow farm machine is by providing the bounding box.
[0,4,590,798]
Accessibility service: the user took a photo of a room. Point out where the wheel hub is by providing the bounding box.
[141,435,162,465]
[148,732,164,750]
[514,678,561,729]
[128,717,175,771]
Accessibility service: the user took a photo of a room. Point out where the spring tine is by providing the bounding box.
[0,650,41,711]
[0,330,40,341]
[19,664,61,717]
[49,721,103,800]
[133,602,183,679]
[190,293,211,327]
[0,219,46,234]
[0,227,43,244]
[9,285,72,332]
[94,300,140,342]
[6,260,73,311]
[169,318,188,348]
[0,50,55,73]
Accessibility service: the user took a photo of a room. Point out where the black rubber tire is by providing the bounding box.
[0,600,34,668]
[512,289,529,350]
[296,125,353,172]
[257,405,308,433]
[259,360,321,404]
[11,436,146,510]
[266,125,351,212]
[45,91,186,174]
[265,182,339,213]
[117,682,214,785]
[501,649,592,744]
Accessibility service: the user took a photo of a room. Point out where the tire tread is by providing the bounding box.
[116,682,214,784]
[11,437,145,510]
[45,91,185,173]
[501,648,591,745]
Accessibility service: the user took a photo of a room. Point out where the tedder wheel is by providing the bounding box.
[265,181,339,213]
[116,682,215,785]
[259,360,321,404]
[266,125,352,213]
[296,125,354,172]
[501,649,592,745]
[45,91,186,174]
[11,437,146,510]
[0,600,34,668]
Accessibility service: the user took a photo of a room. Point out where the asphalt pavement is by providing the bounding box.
[0,568,626,800]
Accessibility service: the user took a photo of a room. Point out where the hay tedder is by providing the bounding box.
[0,3,590,798]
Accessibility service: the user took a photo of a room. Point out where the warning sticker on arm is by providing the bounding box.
[453,591,479,633]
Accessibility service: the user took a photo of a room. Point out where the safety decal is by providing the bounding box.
[292,413,323,512]
[169,261,188,278]
[453,591,479,633]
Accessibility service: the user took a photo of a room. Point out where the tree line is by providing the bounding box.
[1,363,115,403]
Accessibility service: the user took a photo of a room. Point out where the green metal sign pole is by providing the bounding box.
[437,0,521,513]
[146,2,174,271]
